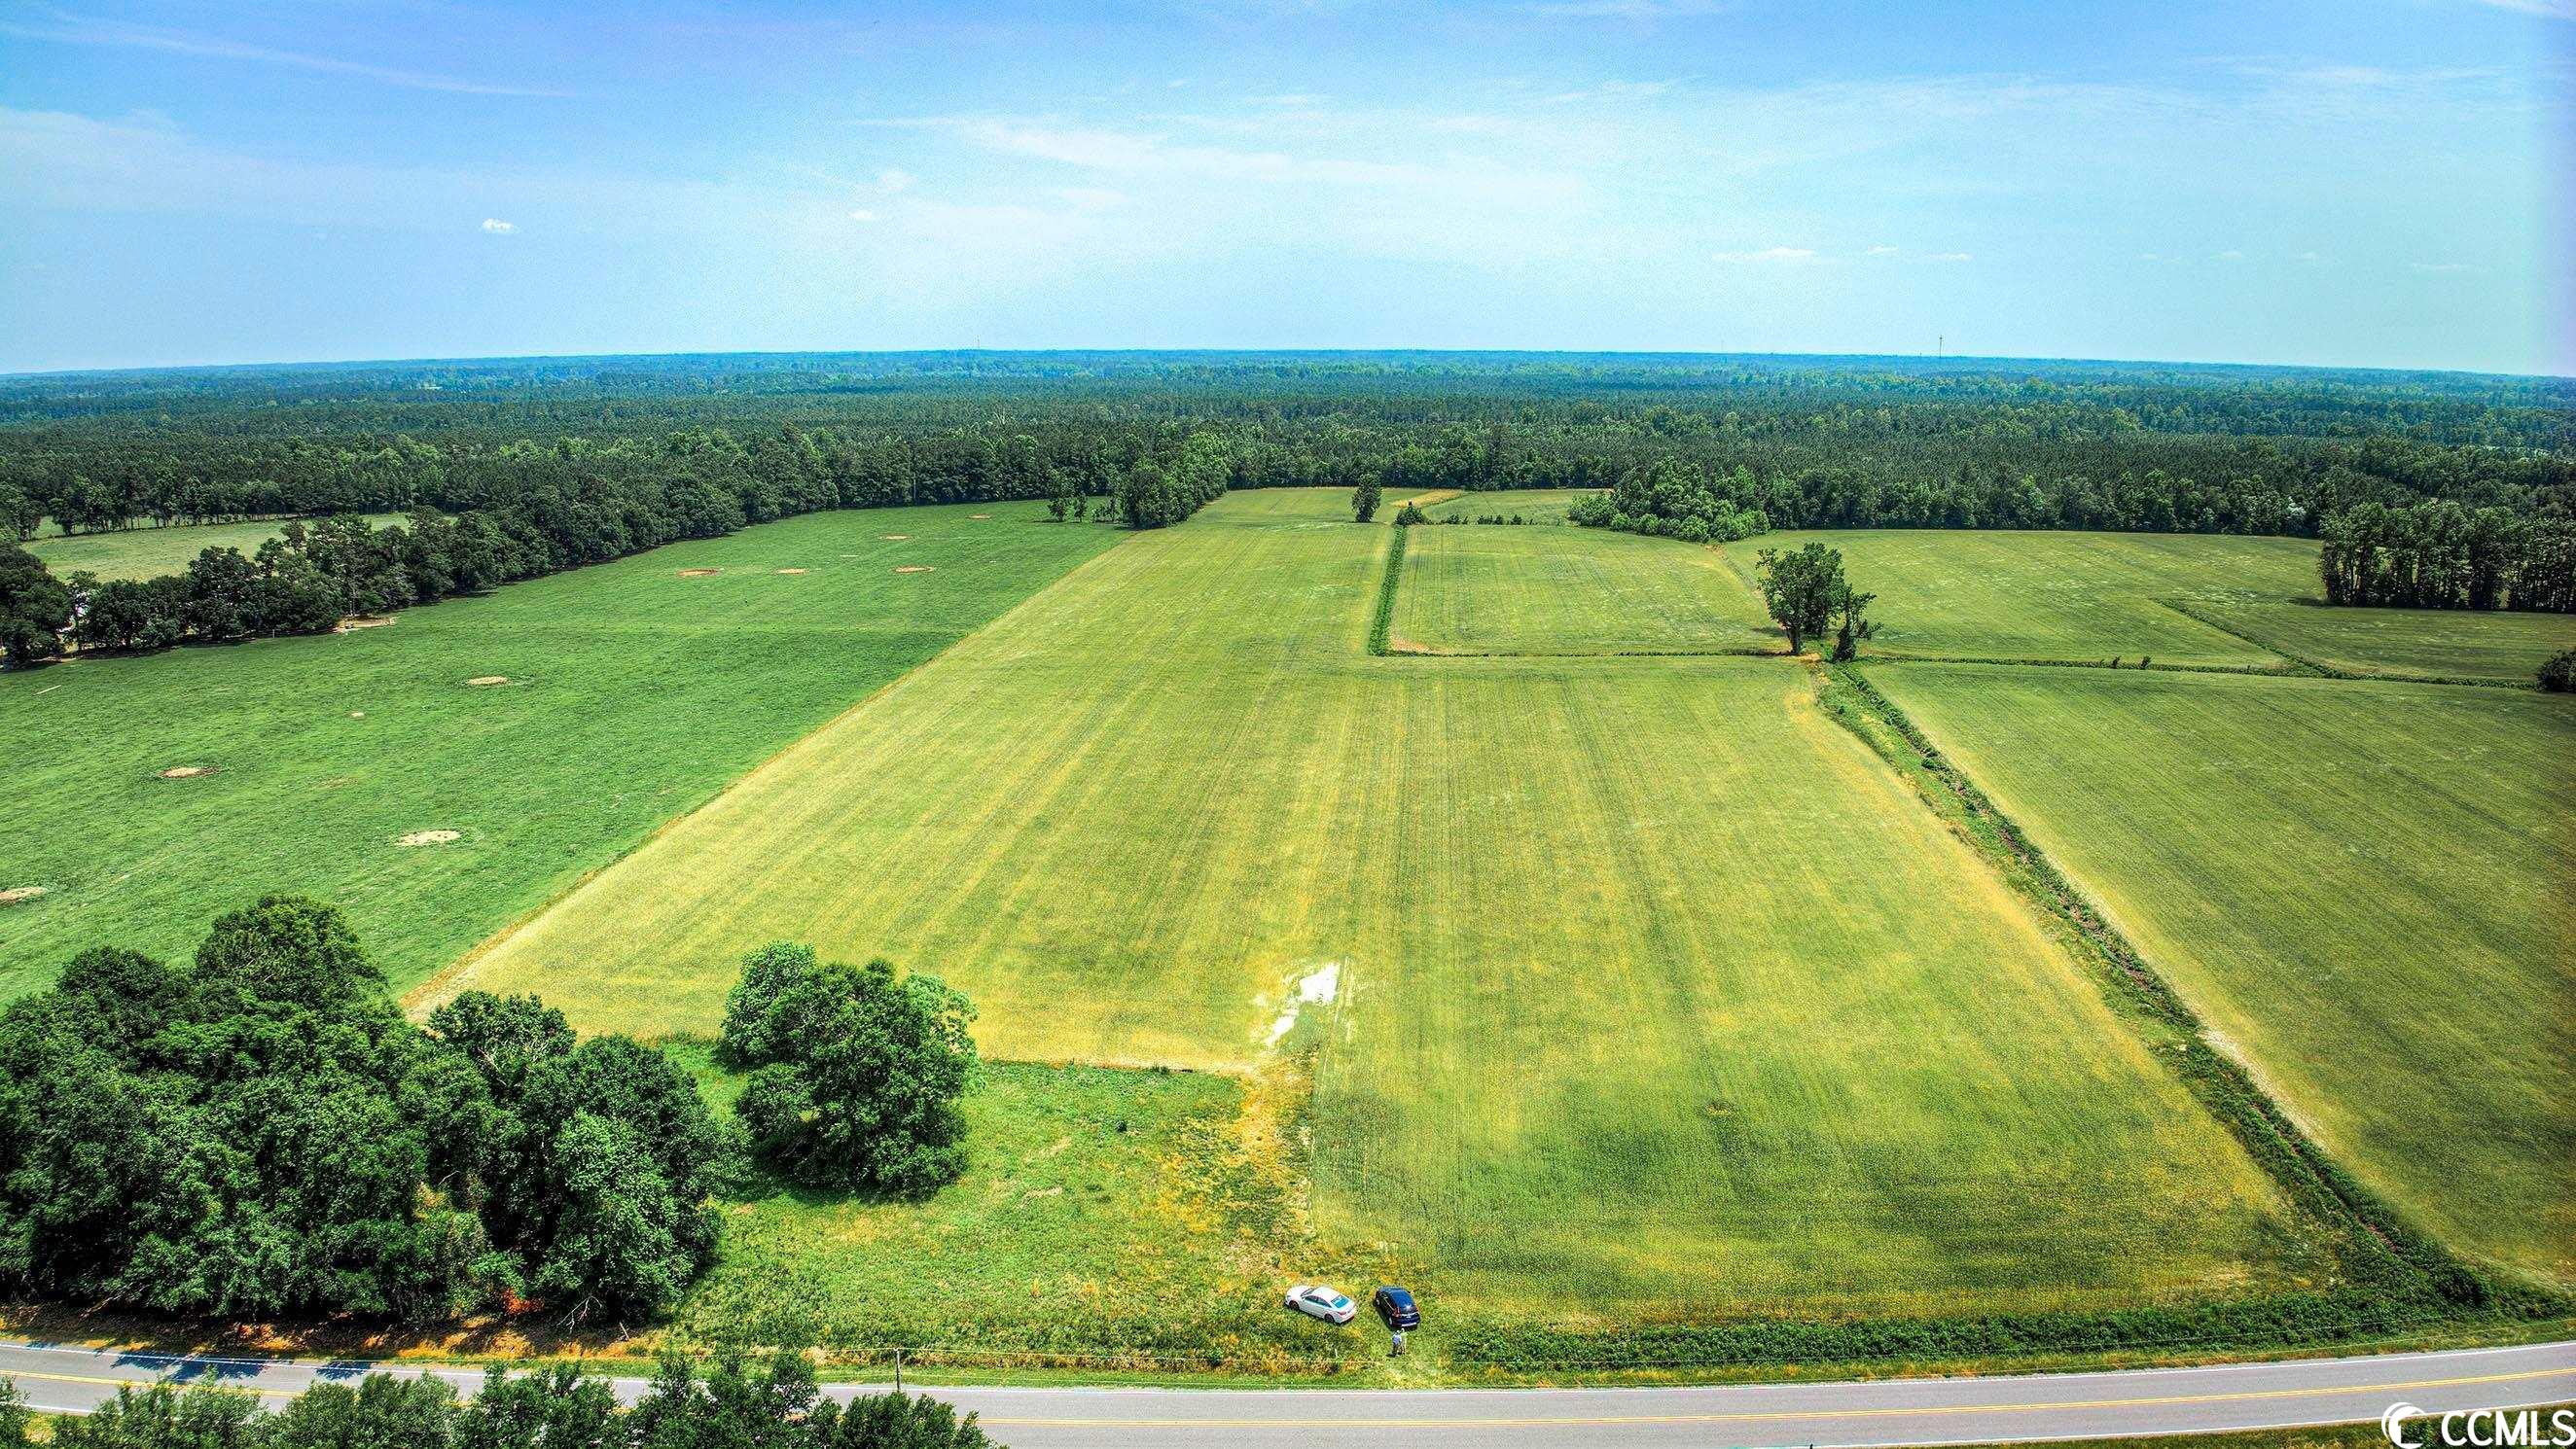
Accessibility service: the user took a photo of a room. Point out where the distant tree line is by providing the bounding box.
[1,1347,991,1449]
[0,903,980,1325]
[2317,500,2576,613]
[3,355,2570,666]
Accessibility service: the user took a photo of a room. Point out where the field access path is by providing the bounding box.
[4,1338,2571,1447]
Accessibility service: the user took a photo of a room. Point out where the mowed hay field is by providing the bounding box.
[1872,665,2576,1287]
[0,502,1119,999]
[1724,529,2310,666]
[1393,523,1774,655]
[28,512,409,581]
[447,489,2311,1322]
[1419,488,1601,523]
[2190,597,2576,682]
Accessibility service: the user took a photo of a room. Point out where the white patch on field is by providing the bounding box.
[1265,961,1342,1047]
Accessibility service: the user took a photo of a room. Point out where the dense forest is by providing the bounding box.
[1,353,2570,664]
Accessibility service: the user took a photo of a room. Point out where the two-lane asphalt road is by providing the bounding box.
[3,1337,2569,1448]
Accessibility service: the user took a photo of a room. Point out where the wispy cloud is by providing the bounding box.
[0,9,569,96]
[1711,245,1817,263]
[1523,0,1729,18]
[2452,0,2574,17]
[2412,261,2472,272]
[480,218,516,233]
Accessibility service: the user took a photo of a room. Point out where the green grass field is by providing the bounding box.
[1723,529,2310,666]
[1419,488,1600,523]
[446,490,2310,1325]
[0,502,1119,1000]
[27,513,410,582]
[1392,523,1774,654]
[1872,665,2576,1288]
[2189,597,2576,682]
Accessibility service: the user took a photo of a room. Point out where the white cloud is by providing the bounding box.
[1927,251,1973,262]
[846,208,879,223]
[1711,245,1816,263]
[0,12,567,96]
[2412,261,2471,272]
[2293,251,2323,263]
[480,217,516,233]
[2213,248,2244,261]
[874,167,916,194]
[2452,0,2574,17]
[1866,244,1900,256]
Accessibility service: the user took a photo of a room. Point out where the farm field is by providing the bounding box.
[2189,597,2576,682]
[1393,522,1773,654]
[1419,488,1601,523]
[1871,664,2576,1287]
[1724,529,2313,666]
[0,501,1120,1000]
[446,489,2312,1325]
[27,512,409,581]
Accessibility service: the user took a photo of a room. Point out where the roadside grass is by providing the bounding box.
[1869,665,2576,1290]
[2185,598,2576,683]
[445,489,2314,1332]
[26,513,409,582]
[671,1051,1386,1371]
[1723,529,2313,667]
[0,502,1122,1001]
[1419,488,1601,523]
[1393,522,1774,654]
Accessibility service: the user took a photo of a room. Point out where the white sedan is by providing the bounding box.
[1284,1284,1358,1325]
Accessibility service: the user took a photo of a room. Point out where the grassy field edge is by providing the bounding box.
[1817,667,2563,1322]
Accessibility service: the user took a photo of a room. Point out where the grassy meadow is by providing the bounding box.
[447,490,2312,1325]
[1418,488,1601,523]
[1873,665,2576,1287]
[1392,523,1774,654]
[2190,597,2576,682]
[27,513,409,582]
[1724,529,2311,666]
[0,501,1120,999]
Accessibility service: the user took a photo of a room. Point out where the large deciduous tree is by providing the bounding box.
[720,944,979,1196]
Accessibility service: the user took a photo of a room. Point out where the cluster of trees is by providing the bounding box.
[720,944,980,1195]
[2317,501,2576,613]
[1110,430,1232,529]
[2,1348,989,1449]
[0,899,725,1325]
[0,909,992,1328]
[1566,459,1771,543]
[1755,544,1876,660]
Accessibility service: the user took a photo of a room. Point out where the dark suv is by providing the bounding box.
[1371,1286,1419,1331]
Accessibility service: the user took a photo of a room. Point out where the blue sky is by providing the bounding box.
[1,0,2568,375]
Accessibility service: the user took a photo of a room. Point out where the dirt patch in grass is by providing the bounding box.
[464,676,510,687]
[775,568,808,575]
[896,565,934,574]
[677,568,722,578]
[969,513,993,519]
[338,616,396,632]
[880,534,912,541]
[0,887,47,905]
[397,830,462,847]
[158,765,215,779]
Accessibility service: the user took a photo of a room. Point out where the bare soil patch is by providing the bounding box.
[880,534,912,541]
[968,513,993,519]
[0,887,47,906]
[337,616,396,632]
[895,565,935,574]
[397,830,462,847]
[465,676,510,687]
[677,568,722,578]
[158,765,214,779]
[775,568,808,575]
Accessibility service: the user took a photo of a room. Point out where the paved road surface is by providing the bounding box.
[3,1338,2568,1447]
